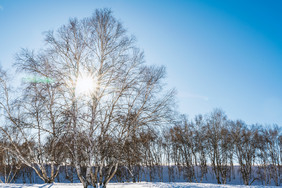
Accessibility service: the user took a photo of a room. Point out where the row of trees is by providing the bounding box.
[1,107,281,186]
[0,8,281,188]
[163,111,282,186]
[113,110,282,186]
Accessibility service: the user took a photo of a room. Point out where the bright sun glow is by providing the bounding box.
[75,74,97,97]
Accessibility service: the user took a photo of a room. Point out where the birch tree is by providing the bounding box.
[0,58,65,183]
[205,109,232,184]
[232,121,258,185]
[40,8,174,188]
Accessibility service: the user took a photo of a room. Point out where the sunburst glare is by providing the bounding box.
[75,73,98,97]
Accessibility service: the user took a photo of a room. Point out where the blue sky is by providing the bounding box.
[0,0,282,125]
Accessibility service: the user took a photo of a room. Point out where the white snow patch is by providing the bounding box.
[0,182,277,188]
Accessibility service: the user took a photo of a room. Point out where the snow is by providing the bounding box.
[2,166,279,186]
[0,182,278,188]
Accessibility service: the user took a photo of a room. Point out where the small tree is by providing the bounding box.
[0,142,21,183]
[232,121,258,185]
[261,126,281,186]
[205,109,232,184]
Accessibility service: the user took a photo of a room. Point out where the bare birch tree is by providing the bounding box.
[205,109,232,184]
[36,8,175,188]
[232,121,258,185]
[0,56,66,183]
[261,126,281,186]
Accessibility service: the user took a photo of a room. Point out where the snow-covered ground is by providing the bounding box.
[0,182,278,188]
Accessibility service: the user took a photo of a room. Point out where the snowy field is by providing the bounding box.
[0,182,278,188]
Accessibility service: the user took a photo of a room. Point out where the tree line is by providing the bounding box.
[162,111,281,186]
[0,9,281,188]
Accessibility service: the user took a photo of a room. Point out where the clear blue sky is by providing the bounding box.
[0,0,282,126]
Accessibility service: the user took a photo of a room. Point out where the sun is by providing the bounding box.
[75,74,97,97]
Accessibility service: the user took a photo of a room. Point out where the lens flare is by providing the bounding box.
[75,74,97,97]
